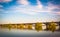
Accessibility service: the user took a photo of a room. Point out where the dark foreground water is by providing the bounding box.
[0,29,60,37]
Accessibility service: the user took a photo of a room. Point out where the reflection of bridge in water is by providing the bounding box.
[0,22,60,32]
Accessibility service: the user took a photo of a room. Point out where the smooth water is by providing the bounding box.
[0,29,60,37]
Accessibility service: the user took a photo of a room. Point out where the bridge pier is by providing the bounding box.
[59,22,60,31]
[45,23,49,31]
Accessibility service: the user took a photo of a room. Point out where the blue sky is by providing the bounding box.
[0,0,60,24]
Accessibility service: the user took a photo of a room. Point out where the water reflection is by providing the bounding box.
[0,29,60,37]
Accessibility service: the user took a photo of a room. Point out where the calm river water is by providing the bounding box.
[0,29,60,37]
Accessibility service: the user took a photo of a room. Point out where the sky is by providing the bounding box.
[0,0,60,24]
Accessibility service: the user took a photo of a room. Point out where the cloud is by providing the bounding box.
[47,2,60,10]
[36,0,43,9]
[4,5,52,15]
[0,0,12,2]
[2,0,60,15]
[0,5,3,8]
[46,2,60,15]
[17,0,29,5]
[0,0,60,24]
[0,5,4,12]
[0,0,2,2]
[55,12,60,15]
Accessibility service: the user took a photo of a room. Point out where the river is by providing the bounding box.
[0,29,60,37]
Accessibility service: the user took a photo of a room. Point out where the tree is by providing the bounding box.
[27,24,32,30]
[48,22,56,32]
[35,22,42,32]
[20,24,24,30]
[8,24,11,30]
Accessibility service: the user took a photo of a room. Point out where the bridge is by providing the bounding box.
[0,22,60,32]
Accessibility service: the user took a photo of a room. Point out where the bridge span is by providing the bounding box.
[0,22,60,32]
